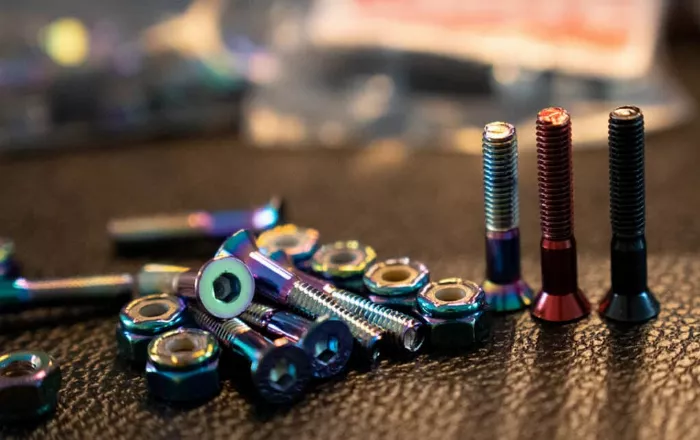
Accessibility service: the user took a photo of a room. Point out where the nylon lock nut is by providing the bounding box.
[116,294,189,365]
[0,351,62,422]
[363,258,430,313]
[311,241,377,291]
[257,224,320,270]
[416,278,491,350]
[146,328,221,403]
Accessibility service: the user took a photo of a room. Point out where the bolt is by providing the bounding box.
[531,107,590,322]
[0,274,133,310]
[107,196,284,245]
[599,106,660,323]
[216,230,384,362]
[240,301,353,378]
[189,306,312,403]
[0,238,19,279]
[481,121,533,312]
[137,257,254,319]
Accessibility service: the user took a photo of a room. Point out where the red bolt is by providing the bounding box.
[531,107,591,322]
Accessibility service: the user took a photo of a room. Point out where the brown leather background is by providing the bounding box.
[2,45,700,440]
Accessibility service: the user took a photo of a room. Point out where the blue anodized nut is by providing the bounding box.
[310,241,377,291]
[116,293,188,365]
[0,351,62,422]
[363,257,430,313]
[145,328,221,402]
[416,278,491,350]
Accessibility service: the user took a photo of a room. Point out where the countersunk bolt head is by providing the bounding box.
[311,241,377,280]
[257,224,320,264]
[194,257,256,319]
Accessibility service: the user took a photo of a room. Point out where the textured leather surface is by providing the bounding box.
[3,55,700,440]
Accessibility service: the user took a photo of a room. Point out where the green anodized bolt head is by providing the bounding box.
[0,351,62,422]
[145,328,221,403]
[116,293,188,365]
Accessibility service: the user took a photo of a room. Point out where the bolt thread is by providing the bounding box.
[536,107,574,240]
[239,302,276,329]
[608,106,645,238]
[190,306,248,348]
[327,287,423,352]
[24,274,134,293]
[287,281,383,351]
[483,122,519,231]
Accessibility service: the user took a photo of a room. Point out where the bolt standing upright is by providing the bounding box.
[599,106,660,323]
[531,107,590,322]
[481,122,533,312]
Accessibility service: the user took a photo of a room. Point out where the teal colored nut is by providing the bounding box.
[0,351,61,422]
[146,328,221,402]
[257,224,320,266]
[364,258,429,311]
[116,293,188,365]
[416,278,491,350]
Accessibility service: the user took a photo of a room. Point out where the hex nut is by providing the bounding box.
[257,225,320,266]
[116,293,188,364]
[364,258,429,311]
[416,278,491,350]
[0,351,61,422]
[311,241,376,290]
[146,328,221,402]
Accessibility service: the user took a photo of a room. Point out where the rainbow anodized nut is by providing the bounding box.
[257,224,320,268]
[363,258,430,312]
[116,293,188,364]
[145,328,221,403]
[311,241,377,290]
[0,351,62,422]
[416,278,491,350]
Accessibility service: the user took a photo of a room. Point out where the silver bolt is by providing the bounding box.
[240,302,353,379]
[189,306,312,404]
[0,274,133,309]
[216,230,384,363]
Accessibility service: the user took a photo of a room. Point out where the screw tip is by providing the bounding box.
[483,122,515,142]
[610,105,642,121]
[537,107,570,126]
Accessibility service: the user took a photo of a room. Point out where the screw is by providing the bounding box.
[531,107,591,322]
[216,230,384,362]
[0,274,133,309]
[278,256,425,354]
[137,257,255,319]
[240,301,353,378]
[189,306,312,403]
[107,196,284,245]
[481,122,533,312]
[599,106,660,323]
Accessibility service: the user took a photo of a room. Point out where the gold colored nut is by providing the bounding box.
[311,241,377,279]
[363,257,429,296]
[257,224,320,263]
[417,278,484,318]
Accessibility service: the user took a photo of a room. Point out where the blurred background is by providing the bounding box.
[0,0,698,153]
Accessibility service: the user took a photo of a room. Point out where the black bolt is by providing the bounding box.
[599,106,660,323]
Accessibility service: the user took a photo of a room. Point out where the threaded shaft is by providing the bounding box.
[327,287,425,353]
[239,302,276,329]
[536,107,574,240]
[190,306,248,348]
[609,106,645,238]
[287,281,384,353]
[483,122,519,231]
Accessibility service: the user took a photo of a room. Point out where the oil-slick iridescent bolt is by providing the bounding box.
[0,274,133,309]
[481,122,533,312]
[599,106,660,323]
[107,196,284,245]
[531,107,590,323]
